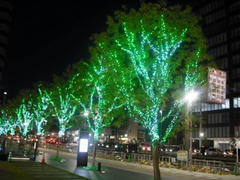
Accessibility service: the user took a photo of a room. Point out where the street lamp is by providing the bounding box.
[83,111,89,117]
[199,132,204,148]
[184,89,199,169]
[3,91,7,105]
[199,132,204,137]
[184,89,199,106]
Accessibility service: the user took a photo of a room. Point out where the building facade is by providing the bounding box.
[189,0,240,151]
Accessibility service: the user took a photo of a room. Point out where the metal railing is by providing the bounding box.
[40,143,236,174]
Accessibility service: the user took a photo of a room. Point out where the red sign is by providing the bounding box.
[207,68,226,104]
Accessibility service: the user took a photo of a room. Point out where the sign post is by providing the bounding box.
[177,150,188,168]
[77,131,89,167]
[177,150,188,161]
[236,130,239,175]
[237,141,239,175]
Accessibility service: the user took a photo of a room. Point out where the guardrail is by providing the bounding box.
[91,149,236,174]
[40,143,237,174]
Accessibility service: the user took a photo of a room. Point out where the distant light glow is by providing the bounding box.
[184,89,199,106]
[83,111,89,117]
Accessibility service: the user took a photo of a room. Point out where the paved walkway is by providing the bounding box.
[0,160,88,180]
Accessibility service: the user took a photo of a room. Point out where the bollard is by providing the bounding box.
[41,151,45,164]
[128,155,131,162]
[8,152,12,162]
[98,162,101,171]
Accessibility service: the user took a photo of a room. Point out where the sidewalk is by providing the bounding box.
[0,160,89,180]
[89,157,240,180]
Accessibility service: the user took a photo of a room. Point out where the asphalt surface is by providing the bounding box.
[36,148,238,180]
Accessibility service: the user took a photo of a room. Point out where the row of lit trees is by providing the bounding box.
[0,3,213,180]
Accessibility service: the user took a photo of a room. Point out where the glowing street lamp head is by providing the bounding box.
[83,111,89,117]
[184,89,199,106]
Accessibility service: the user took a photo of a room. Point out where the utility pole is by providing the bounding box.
[189,110,192,169]
[184,89,199,170]
[236,130,239,175]
[199,102,203,148]
[237,139,239,175]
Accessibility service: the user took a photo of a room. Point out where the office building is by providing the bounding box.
[189,0,240,151]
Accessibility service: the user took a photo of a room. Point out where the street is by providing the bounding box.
[36,148,233,180]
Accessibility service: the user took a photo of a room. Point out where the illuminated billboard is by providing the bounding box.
[207,68,226,104]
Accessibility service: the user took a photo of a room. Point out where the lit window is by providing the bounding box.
[233,97,240,108]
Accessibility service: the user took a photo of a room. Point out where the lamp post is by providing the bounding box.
[199,102,203,149]
[199,132,204,148]
[184,89,199,169]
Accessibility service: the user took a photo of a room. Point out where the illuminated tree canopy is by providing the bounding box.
[0,110,13,135]
[70,60,123,141]
[47,77,77,137]
[91,3,211,144]
[0,99,23,135]
[89,3,212,179]
[31,87,51,135]
[15,98,34,136]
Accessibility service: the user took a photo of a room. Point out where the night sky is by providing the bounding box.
[4,0,187,99]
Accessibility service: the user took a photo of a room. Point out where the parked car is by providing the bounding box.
[139,142,151,152]
[159,145,180,156]
[192,148,201,155]
[223,149,240,157]
[204,148,222,156]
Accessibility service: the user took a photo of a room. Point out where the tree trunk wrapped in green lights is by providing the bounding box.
[0,110,13,135]
[0,110,17,153]
[90,3,212,179]
[0,99,23,136]
[47,79,77,137]
[32,87,51,135]
[70,61,123,167]
[15,99,34,136]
